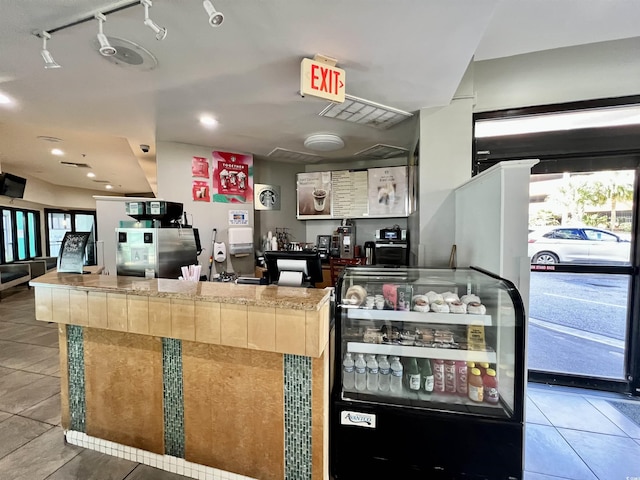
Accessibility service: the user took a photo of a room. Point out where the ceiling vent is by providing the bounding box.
[92,37,158,71]
[354,144,409,159]
[92,179,110,183]
[304,134,344,152]
[60,161,91,168]
[267,147,323,163]
[319,94,413,130]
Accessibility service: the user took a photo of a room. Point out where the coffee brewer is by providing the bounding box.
[334,220,355,259]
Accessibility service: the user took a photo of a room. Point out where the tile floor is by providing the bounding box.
[1,285,640,480]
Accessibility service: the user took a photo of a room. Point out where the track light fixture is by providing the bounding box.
[95,13,117,56]
[33,1,228,68]
[40,31,61,69]
[141,0,167,40]
[202,0,224,27]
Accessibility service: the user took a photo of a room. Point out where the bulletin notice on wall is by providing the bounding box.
[331,170,369,218]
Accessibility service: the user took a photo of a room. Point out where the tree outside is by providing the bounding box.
[529,170,634,234]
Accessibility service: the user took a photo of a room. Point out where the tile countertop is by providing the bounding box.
[29,271,331,311]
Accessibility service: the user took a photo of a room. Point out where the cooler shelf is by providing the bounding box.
[346,308,492,326]
[346,341,497,363]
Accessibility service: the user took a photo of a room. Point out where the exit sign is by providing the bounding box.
[300,58,346,103]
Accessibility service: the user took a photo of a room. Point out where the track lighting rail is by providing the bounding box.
[43,1,142,36]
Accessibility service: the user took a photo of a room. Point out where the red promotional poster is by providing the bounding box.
[211,151,253,203]
[192,180,210,202]
[192,156,209,178]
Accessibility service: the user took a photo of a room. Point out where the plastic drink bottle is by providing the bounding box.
[342,352,355,390]
[390,356,403,393]
[355,353,367,391]
[433,359,445,392]
[468,367,484,403]
[483,368,499,404]
[377,355,391,392]
[456,361,468,396]
[366,354,379,392]
[444,360,457,394]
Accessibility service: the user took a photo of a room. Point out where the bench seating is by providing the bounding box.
[0,263,31,300]
[16,256,57,278]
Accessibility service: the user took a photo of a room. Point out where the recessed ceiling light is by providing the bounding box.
[0,92,12,105]
[87,172,96,178]
[51,148,64,156]
[199,115,218,128]
[105,184,113,190]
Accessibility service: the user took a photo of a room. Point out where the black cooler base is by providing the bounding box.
[330,400,523,480]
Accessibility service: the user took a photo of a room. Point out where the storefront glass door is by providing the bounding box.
[527,169,635,381]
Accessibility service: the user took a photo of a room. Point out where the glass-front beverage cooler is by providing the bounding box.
[330,266,526,480]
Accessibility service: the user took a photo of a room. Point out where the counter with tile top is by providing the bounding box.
[31,271,333,480]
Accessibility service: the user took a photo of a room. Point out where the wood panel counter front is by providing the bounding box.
[31,271,332,480]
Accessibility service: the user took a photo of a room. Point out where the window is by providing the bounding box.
[45,209,97,266]
[1,207,41,264]
[584,229,618,242]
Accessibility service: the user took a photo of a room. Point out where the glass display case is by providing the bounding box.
[330,266,526,480]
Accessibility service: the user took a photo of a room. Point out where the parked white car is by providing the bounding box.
[528,227,631,265]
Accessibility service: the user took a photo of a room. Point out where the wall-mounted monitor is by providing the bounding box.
[0,173,27,198]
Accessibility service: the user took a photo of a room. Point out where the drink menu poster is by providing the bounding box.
[367,166,408,217]
[211,151,253,203]
[332,170,369,218]
[297,171,332,219]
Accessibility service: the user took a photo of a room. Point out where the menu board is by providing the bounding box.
[296,166,409,220]
[367,166,408,217]
[331,170,369,218]
[297,171,332,219]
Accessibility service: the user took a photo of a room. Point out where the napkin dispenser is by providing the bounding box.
[228,227,254,257]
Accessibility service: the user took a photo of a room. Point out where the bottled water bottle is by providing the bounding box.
[342,352,355,390]
[390,356,403,394]
[377,355,391,392]
[355,353,367,391]
[366,354,379,392]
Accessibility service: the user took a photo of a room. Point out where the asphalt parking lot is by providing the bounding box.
[528,271,628,379]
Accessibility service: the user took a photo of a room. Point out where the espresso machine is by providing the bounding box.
[116,201,202,279]
[332,220,355,259]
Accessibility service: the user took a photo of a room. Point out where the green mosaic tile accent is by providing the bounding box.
[284,354,312,480]
[66,325,86,432]
[162,338,185,458]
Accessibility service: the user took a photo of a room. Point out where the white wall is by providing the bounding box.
[474,37,640,112]
[156,141,255,276]
[455,160,537,293]
[418,97,475,267]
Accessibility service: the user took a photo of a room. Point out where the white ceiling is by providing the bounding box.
[0,0,639,196]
